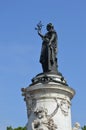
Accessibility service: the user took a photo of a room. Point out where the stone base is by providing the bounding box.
[31,72,67,86]
[21,73,75,130]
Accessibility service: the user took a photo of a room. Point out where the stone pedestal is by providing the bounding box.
[21,73,75,130]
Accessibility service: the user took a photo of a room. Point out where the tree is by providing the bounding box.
[82,125,86,130]
[7,126,26,130]
[7,126,13,130]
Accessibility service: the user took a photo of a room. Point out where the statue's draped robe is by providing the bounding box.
[40,30,57,73]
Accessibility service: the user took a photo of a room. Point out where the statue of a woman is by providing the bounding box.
[37,22,58,73]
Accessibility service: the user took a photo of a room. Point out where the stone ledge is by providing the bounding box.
[22,82,75,100]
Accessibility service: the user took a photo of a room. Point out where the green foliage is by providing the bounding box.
[14,126,26,130]
[7,126,26,130]
[7,126,13,130]
[82,125,86,130]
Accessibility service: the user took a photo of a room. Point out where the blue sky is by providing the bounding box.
[0,0,86,129]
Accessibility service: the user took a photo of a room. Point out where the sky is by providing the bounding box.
[0,0,86,129]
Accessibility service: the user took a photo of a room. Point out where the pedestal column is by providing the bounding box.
[22,73,75,130]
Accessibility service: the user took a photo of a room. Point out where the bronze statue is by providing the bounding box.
[35,22,58,73]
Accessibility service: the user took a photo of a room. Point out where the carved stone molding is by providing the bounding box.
[31,73,68,86]
[59,99,70,116]
[25,94,36,118]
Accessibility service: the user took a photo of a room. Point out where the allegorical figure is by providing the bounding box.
[32,106,58,130]
[36,22,58,73]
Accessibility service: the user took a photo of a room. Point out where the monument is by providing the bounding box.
[21,22,80,130]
